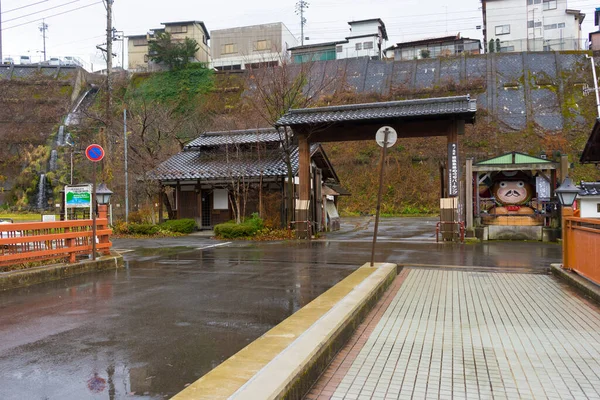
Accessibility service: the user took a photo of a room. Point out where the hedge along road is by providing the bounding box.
[0,218,561,399]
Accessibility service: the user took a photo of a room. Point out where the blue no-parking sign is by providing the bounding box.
[85,144,105,162]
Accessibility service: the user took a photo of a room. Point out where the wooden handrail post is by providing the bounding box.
[65,226,76,263]
[562,206,574,270]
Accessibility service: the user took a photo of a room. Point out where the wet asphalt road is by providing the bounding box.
[0,218,562,399]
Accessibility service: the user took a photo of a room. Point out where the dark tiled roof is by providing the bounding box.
[185,128,280,149]
[151,144,321,181]
[276,95,476,126]
[579,181,600,196]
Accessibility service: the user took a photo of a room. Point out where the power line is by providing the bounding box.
[3,0,80,23]
[2,2,102,31]
[3,0,50,14]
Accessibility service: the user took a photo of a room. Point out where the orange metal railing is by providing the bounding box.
[0,219,112,267]
[564,217,600,285]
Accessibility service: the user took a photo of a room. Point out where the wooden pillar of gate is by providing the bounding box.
[441,121,460,241]
[297,134,311,239]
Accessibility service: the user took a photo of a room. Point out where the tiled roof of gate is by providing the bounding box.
[185,128,281,149]
[276,95,476,126]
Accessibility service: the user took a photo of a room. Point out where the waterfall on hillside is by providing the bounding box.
[65,88,94,126]
[49,150,58,171]
[56,125,65,146]
[37,174,47,210]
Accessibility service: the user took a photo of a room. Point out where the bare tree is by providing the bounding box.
[244,54,342,224]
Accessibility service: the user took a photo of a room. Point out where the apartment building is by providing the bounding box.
[127,21,210,71]
[385,34,481,60]
[289,18,388,63]
[482,0,585,52]
[210,22,298,70]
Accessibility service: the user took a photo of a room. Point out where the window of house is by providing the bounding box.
[597,203,600,213]
[169,25,188,34]
[202,35,207,45]
[543,0,557,10]
[495,25,510,35]
[544,23,558,30]
[223,43,237,54]
[355,43,362,50]
[528,20,534,28]
[500,45,515,52]
[254,40,271,51]
[527,0,541,4]
[213,189,228,210]
[336,45,343,53]
[558,22,565,28]
[363,41,374,49]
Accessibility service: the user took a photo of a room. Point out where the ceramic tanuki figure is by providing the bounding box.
[490,173,535,215]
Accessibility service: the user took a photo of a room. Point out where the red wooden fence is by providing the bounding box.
[564,217,600,286]
[0,219,112,267]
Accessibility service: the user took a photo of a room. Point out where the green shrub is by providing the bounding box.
[160,218,197,234]
[128,223,159,235]
[112,220,129,234]
[214,214,265,239]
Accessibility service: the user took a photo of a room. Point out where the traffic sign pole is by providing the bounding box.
[85,144,104,261]
[371,127,396,267]
[92,163,97,261]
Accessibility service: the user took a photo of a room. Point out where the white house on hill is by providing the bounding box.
[482,0,585,52]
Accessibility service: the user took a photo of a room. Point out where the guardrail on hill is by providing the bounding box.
[564,217,600,286]
[0,219,112,267]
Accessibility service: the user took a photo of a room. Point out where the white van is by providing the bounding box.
[63,56,82,67]
[20,56,31,65]
[49,57,62,66]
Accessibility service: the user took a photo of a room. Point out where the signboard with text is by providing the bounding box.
[65,184,93,220]
[448,143,459,197]
[65,185,92,208]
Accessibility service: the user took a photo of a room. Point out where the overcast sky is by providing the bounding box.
[1,0,598,69]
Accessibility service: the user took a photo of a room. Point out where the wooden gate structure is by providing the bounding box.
[276,95,478,237]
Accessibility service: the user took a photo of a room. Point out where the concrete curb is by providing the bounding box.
[172,262,398,400]
[551,263,600,306]
[0,253,124,291]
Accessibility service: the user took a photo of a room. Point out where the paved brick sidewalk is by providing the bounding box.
[308,269,600,400]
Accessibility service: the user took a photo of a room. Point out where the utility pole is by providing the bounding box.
[116,31,124,68]
[295,0,309,46]
[39,20,48,62]
[104,0,114,154]
[123,108,129,222]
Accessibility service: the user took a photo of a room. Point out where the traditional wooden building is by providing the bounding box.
[150,128,344,231]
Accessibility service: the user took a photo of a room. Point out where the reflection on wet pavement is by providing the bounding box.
[0,218,561,399]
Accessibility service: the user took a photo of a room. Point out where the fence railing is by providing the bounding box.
[564,217,600,286]
[0,219,112,267]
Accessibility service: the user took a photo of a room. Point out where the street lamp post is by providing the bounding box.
[96,183,113,217]
[556,177,580,270]
[94,183,113,260]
